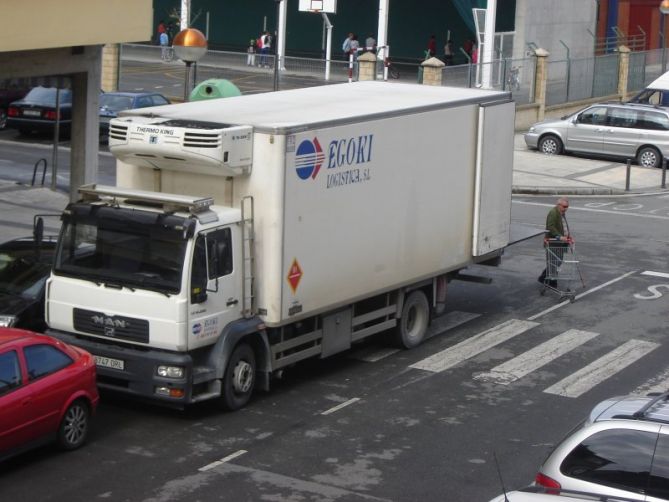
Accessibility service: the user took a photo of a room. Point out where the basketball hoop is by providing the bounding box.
[298,0,336,14]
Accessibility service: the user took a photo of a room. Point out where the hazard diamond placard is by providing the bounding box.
[287,258,303,294]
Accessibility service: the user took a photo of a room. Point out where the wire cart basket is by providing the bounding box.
[540,238,584,302]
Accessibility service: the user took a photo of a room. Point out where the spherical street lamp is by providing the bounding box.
[661,0,669,14]
[172,28,208,101]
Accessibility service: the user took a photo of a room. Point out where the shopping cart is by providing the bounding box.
[540,238,584,302]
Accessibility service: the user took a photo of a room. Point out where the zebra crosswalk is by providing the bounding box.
[349,312,665,399]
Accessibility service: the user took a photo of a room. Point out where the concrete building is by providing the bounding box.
[0,0,152,198]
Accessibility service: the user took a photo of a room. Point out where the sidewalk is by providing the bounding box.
[512,134,668,195]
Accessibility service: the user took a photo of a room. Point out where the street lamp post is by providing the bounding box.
[172,28,208,101]
[661,0,669,73]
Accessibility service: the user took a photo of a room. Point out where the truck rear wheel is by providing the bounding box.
[220,343,256,411]
[394,290,430,349]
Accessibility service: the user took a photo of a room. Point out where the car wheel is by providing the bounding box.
[58,400,90,450]
[394,290,430,349]
[538,135,563,155]
[220,343,256,411]
[637,146,661,169]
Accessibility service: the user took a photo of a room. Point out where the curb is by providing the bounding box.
[512,186,627,196]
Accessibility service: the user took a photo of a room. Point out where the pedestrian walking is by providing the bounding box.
[443,39,454,65]
[259,31,272,68]
[156,20,166,45]
[247,37,256,66]
[365,33,377,53]
[349,34,360,61]
[427,34,437,58]
[538,198,571,288]
[159,31,170,61]
[342,32,353,60]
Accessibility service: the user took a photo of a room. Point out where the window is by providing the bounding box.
[648,432,669,499]
[578,107,608,125]
[560,429,655,494]
[190,228,233,303]
[151,95,169,106]
[136,96,153,108]
[24,344,73,380]
[607,108,637,128]
[640,111,669,131]
[0,351,21,395]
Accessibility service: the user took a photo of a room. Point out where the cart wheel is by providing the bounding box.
[569,295,576,303]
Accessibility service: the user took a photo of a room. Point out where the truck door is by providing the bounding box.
[188,226,242,349]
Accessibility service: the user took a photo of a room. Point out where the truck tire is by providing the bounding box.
[394,290,430,349]
[538,134,563,155]
[220,343,256,411]
[57,399,90,450]
[637,146,661,168]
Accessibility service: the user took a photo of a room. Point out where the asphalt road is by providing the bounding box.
[1,193,668,501]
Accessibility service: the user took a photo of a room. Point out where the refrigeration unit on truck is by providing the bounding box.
[45,81,515,409]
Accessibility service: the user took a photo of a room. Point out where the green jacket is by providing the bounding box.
[545,206,565,238]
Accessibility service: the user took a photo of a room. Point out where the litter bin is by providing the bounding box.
[189,79,242,101]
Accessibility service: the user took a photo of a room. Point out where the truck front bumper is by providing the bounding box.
[47,329,194,407]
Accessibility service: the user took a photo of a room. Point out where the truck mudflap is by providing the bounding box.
[47,328,194,407]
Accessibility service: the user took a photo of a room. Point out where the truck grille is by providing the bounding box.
[73,308,149,343]
[183,131,220,148]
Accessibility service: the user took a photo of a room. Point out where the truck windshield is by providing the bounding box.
[53,204,192,295]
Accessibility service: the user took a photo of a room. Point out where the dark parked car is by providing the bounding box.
[0,79,30,129]
[0,236,57,332]
[0,328,99,461]
[99,91,170,135]
[7,86,72,135]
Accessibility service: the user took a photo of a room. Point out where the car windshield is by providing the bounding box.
[54,204,190,295]
[0,247,52,299]
[24,86,72,104]
[99,94,134,112]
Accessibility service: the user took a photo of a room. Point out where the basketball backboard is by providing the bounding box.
[298,0,336,14]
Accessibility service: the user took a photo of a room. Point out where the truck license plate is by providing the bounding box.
[94,355,125,371]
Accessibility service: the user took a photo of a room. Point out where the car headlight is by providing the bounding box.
[528,126,536,133]
[156,365,185,378]
[0,315,17,327]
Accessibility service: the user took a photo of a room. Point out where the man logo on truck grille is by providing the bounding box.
[295,138,324,180]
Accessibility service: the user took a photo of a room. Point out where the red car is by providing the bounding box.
[0,328,99,461]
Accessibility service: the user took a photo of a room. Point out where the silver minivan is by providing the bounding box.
[524,102,669,168]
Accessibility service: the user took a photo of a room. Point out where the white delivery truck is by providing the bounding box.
[45,81,515,409]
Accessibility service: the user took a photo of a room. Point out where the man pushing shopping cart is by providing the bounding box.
[537,197,584,301]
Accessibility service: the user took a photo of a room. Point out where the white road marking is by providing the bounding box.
[642,271,669,279]
[409,319,539,373]
[528,271,636,320]
[544,339,659,398]
[321,397,360,415]
[514,200,669,221]
[474,329,599,385]
[198,449,248,472]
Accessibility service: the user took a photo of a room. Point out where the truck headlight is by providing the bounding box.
[0,315,17,327]
[157,365,185,378]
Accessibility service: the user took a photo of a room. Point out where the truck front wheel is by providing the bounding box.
[394,290,430,349]
[220,343,256,411]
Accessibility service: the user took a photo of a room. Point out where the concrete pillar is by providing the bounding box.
[617,45,631,100]
[357,52,377,81]
[101,44,120,92]
[70,46,102,201]
[533,48,549,121]
[421,56,445,86]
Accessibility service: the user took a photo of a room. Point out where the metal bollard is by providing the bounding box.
[625,159,631,192]
[663,157,667,190]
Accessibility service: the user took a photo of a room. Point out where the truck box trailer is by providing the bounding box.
[45,81,515,409]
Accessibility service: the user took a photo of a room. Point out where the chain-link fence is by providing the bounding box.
[118,43,669,109]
